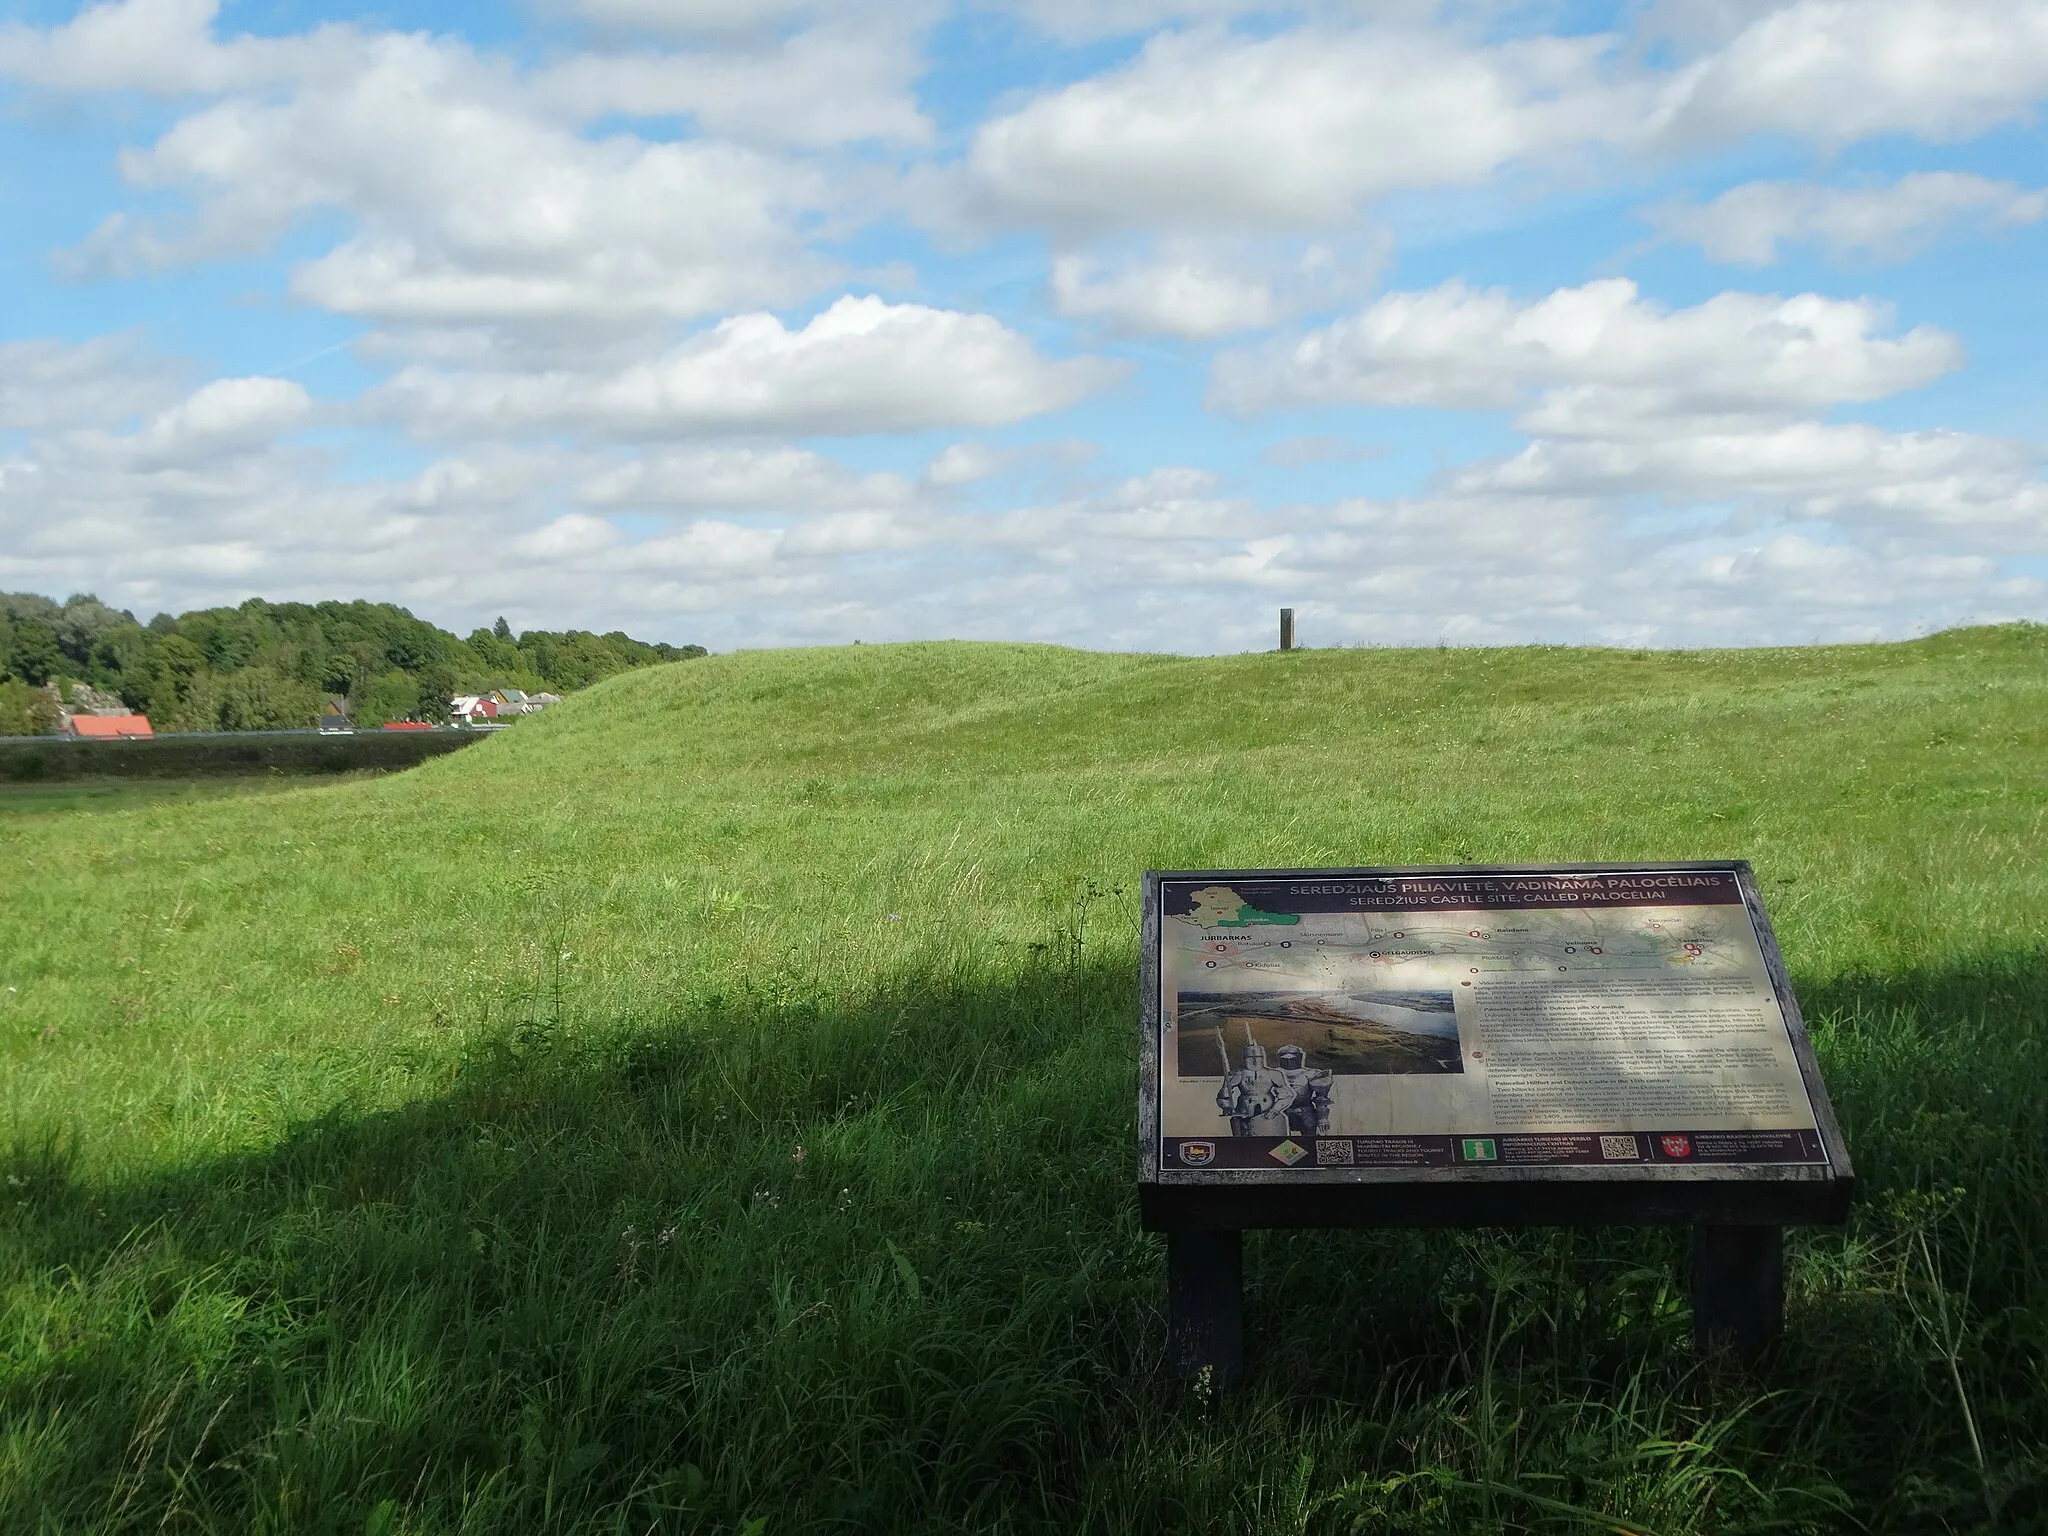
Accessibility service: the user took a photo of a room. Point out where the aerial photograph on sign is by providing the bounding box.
[1175,990,1463,1076]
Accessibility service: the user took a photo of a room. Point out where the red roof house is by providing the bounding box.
[68,714,153,739]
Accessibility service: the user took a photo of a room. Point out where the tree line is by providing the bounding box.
[0,593,705,735]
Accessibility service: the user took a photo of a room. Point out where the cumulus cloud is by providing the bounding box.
[71,36,833,323]
[964,2,2048,233]
[13,5,861,329]
[128,377,313,465]
[532,22,932,148]
[1649,172,2048,265]
[579,446,915,509]
[512,512,622,560]
[374,295,1123,438]
[1457,420,2048,542]
[966,25,1632,231]
[1210,278,1960,423]
[0,0,304,95]
[1647,0,2048,149]
[0,335,185,431]
[923,442,1009,487]
[1053,252,1283,337]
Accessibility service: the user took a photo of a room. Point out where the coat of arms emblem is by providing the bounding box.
[1179,1140,1216,1167]
[1660,1134,1693,1159]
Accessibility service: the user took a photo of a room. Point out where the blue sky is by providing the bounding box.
[3,0,2046,652]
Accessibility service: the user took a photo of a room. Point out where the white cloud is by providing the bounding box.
[579,446,914,509]
[966,25,1632,231]
[0,0,302,95]
[569,0,849,40]
[512,512,622,559]
[130,377,313,464]
[1002,0,1282,45]
[84,35,832,323]
[1649,172,2048,265]
[1647,0,2048,149]
[1052,251,1280,337]
[0,335,184,431]
[923,442,1008,487]
[533,22,932,148]
[964,2,2048,235]
[1210,278,1960,422]
[1050,236,1380,337]
[375,295,1122,437]
[1457,420,2048,540]
[14,8,846,329]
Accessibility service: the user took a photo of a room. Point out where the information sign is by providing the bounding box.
[1138,862,1853,1230]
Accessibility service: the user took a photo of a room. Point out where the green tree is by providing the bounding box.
[353,669,420,727]
[215,666,323,731]
[6,620,63,686]
[2,589,703,733]
[0,679,60,735]
[53,594,138,669]
[90,623,159,709]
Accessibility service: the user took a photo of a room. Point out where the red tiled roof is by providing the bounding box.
[68,714,153,739]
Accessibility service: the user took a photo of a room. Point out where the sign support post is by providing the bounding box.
[1139,862,1852,1383]
[1166,1229,1244,1386]
[1692,1223,1785,1362]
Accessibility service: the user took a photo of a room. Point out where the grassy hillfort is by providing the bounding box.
[3,628,2045,1532]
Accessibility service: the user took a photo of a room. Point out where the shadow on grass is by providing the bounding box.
[4,950,2045,1533]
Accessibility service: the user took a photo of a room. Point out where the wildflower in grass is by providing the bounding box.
[792,1144,806,1164]
[658,1226,677,1247]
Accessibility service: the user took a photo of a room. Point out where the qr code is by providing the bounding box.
[1599,1135,1640,1160]
[1315,1139,1356,1165]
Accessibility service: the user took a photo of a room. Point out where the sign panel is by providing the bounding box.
[1139,863,1852,1223]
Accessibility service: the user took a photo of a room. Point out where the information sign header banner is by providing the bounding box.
[1160,869,1744,917]
[1137,861,1853,1226]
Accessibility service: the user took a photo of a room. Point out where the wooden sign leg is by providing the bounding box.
[1167,1227,1243,1388]
[1691,1223,1783,1365]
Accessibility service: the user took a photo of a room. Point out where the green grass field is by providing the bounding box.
[4,631,2045,1534]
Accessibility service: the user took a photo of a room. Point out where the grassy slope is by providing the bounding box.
[2,631,2045,1532]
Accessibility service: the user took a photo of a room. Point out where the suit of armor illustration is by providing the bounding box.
[1271,1043,1334,1135]
[1215,1039,1282,1137]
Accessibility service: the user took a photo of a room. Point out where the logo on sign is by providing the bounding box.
[1269,1139,1308,1166]
[1660,1134,1694,1159]
[1460,1137,1498,1162]
[1179,1141,1216,1167]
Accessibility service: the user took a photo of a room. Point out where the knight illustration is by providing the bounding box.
[1271,1043,1334,1135]
[1215,1036,1282,1137]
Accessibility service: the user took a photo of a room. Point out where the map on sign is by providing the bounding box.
[1154,869,1828,1174]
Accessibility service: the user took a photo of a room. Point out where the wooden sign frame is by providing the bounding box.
[1137,861,1854,1374]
